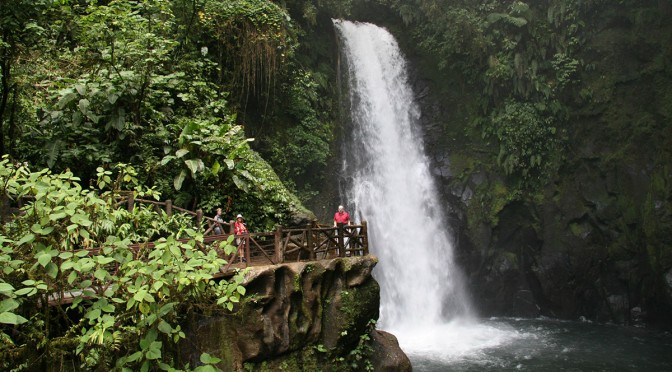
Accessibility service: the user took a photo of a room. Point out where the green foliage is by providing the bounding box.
[266,68,334,198]
[0,158,245,370]
[483,100,562,183]
[0,0,53,156]
[201,0,298,99]
[381,0,593,193]
[233,151,313,230]
[470,180,518,229]
[22,0,181,176]
[331,319,376,371]
[160,116,251,193]
[2,0,330,233]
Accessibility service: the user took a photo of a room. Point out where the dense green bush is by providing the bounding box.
[0,159,246,370]
[483,100,562,183]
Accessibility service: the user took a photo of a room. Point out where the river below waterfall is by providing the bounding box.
[399,317,672,371]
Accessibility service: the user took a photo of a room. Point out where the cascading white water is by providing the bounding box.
[333,20,528,363]
[333,19,473,326]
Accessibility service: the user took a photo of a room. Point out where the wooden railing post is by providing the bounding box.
[274,225,283,264]
[196,209,203,228]
[229,220,235,234]
[306,223,315,260]
[244,235,250,267]
[338,224,345,257]
[165,200,172,217]
[361,221,369,256]
[127,192,134,212]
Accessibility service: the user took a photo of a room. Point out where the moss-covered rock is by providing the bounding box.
[179,256,409,370]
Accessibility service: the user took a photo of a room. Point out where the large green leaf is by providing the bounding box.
[211,160,221,175]
[108,108,126,130]
[0,298,19,313]
[174,170,186,190]
[17,233,35,246]
[57,90,77,109]
[0,283,15,294]
[145,341,162,360]
[37,252,53,267]
[184,158,204,175]
[0,311,28,325]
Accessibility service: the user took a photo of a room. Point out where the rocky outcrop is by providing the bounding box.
[179,256,411,371]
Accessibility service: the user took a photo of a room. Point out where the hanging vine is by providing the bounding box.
[201,0,297,102]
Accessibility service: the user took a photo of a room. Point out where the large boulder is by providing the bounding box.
[370,330,412,372]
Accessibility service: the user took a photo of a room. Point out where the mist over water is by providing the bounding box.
[333,19,472,331]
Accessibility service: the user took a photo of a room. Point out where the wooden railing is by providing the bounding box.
[117,192,232,235]
[13,193,370,306]
[116,194,369,270]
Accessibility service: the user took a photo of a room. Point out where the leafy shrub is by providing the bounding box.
[0,158,245,370]
[483,100,562,184]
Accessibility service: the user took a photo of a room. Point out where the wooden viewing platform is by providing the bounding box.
[45,195,369,306]
[121,194,369,268]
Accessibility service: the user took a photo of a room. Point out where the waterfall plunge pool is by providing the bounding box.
[394,317,672,371]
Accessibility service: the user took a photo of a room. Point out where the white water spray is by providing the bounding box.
[333,20,530,361]
[333,20,472,327]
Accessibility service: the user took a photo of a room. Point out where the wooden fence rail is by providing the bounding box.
[17,193,369,306]
[47,220,369,307]
[116,194,369,269]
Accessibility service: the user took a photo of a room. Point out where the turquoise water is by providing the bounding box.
[405,318,672,371]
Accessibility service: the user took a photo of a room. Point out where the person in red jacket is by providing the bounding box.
[333,205,351,227]
[234,214,248,262]
[333,205,351,256]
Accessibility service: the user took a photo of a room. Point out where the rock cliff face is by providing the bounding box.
[398,4,672,327]
[180,256,411,371]
[319,2,672,328]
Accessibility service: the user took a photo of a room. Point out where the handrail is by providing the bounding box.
[117,193,369,265]
[39,194,370,306]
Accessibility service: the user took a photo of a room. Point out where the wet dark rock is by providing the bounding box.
[370,330,412,372]
[395,2,672,328]
[180,256,411,370]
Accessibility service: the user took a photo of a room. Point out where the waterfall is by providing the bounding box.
[333,19,473,331]
[333,21,532,366]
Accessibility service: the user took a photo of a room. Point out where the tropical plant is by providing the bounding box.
[200,0,298,101]
[482,100,562,183]
[0,158,246,370]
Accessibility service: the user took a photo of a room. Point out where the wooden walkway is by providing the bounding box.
[120,194,369,268]
[46,195,369,306]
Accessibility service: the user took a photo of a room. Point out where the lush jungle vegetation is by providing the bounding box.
[2,0,671,369]
[0,0,344,369]
[1,160,247,370]
[0,0,337,228]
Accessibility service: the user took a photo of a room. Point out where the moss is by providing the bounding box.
[448,153,478,180]
[466,178,519,233]
[243,344,323,371]
[569,222,582,237]
[617,195,638,225]
[293,271,302,293]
